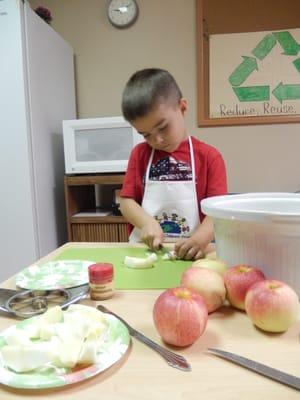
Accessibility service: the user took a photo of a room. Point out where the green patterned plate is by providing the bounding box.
[15,260,96,290]
[0,313,130,389]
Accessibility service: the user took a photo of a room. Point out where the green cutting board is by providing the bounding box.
[55,247,193,290]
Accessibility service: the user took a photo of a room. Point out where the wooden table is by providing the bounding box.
[0,242,299,399]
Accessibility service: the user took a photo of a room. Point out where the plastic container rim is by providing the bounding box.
[201,192,300,223]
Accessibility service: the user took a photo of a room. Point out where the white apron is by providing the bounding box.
[129,136,200,243]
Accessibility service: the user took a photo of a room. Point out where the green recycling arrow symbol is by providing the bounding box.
[293,58,300,74]
[272,31,300,55]
[252,34,276,60]
[228,30,300,103]
[229,56,258,86]
[272,82,300,103]
[233,86,270,102]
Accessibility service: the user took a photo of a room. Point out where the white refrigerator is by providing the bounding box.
[0,0,76,281]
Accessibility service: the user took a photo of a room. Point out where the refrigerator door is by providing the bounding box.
[24,1,76,257]
[0,1,76,281]
[0,0,38,280]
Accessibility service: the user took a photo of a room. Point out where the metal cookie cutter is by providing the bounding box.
[0,285,89,319]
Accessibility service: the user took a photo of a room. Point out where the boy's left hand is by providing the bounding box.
[175,217,214,260]
[174,237,204,260]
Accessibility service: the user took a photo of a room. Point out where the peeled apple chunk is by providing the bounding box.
[124,253,157,268]
[40,304,63,324]
[5,330,32,346]
[77,339,98,365]
[162,250,177,261]
[0,304,108,373]
[51,336,83,369]
[1,343,52,373]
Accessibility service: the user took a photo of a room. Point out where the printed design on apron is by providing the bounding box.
[148,156,192,181]
[154,212,190,237]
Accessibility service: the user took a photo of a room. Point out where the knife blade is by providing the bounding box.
[207,347,300,391]
[158,245,176,260]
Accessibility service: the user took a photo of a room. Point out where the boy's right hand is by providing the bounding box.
[140,219,164,251]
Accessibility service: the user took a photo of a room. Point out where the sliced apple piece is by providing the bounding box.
[1,343,52,373]
[124,253,157,269]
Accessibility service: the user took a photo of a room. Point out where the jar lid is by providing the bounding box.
[88,263,114,281]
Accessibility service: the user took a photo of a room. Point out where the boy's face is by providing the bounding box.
[131,99,188,153]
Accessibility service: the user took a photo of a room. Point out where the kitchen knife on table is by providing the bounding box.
[207,347,300,391]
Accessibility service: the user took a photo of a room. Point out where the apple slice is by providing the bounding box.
[124,253,157,269]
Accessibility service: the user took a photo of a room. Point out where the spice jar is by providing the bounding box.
[88,263,114,300]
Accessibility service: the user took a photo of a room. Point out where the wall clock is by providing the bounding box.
[107,0,139,29]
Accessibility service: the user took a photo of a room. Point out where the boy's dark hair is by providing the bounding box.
[122,68,182,122]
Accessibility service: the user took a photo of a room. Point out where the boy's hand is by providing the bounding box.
[140,220,164,251]
[175,217,214,260]
[174,237,204,260]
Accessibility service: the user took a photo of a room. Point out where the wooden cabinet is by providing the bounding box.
[64,174,129,242]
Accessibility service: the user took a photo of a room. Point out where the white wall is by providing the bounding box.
[29,0,300,194]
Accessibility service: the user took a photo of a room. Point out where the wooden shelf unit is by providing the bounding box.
[64,174,129,242]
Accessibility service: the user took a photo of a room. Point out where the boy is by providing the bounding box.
[120,68,227,260]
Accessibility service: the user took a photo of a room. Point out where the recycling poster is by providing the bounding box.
[209,28,300,118]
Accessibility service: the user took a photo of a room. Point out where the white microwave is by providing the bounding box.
[63,116,143,174]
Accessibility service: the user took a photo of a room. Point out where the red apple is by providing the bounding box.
[153,287,208,347]
[245,279,299,332]
[181,267,226,313]
[223,265,266,310]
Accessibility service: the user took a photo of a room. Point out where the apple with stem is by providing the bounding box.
[223,265,266,310]
[153,287,208,347]
[245,279,300,332]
